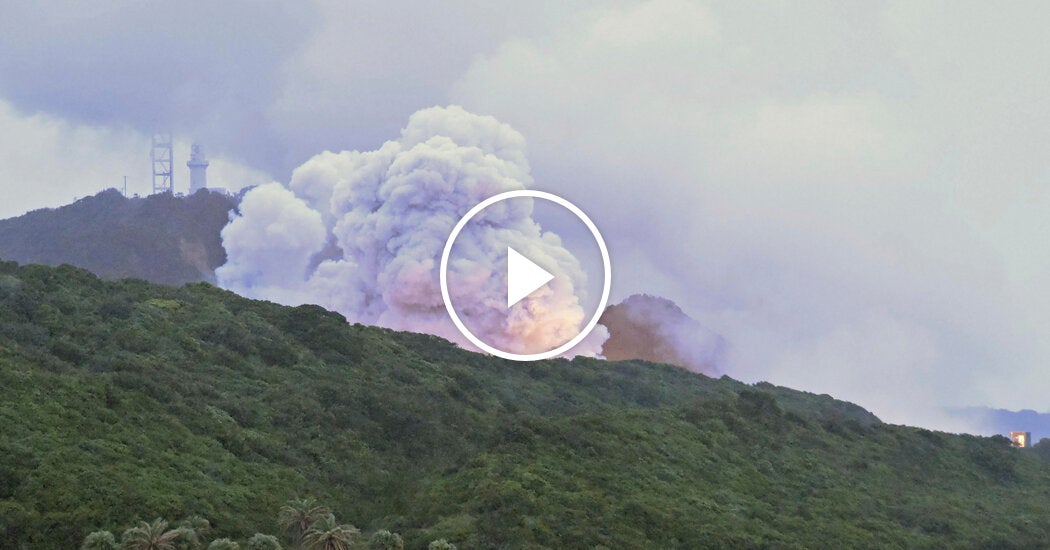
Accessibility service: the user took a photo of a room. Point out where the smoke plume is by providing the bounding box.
[599,294,726,375]
[217,105,606,356]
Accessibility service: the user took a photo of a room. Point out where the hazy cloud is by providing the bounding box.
[0,1,315,174]
[451,0,1050,428]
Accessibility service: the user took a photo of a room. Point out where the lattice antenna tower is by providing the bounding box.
[151,133,174,195]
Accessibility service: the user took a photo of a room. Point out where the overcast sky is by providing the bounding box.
[1,0,1048,431]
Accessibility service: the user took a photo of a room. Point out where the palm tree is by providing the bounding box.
[301,514,359,550]
[277,497,330,547]
[81,530,117,550]
[207,539,240,550]
[121,518,181,550]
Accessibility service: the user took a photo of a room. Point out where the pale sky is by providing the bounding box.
[1,1,1048,431]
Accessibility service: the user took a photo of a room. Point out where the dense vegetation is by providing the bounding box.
[0,189,235,286]
[79,497,433,550]
[1,261,1049,548]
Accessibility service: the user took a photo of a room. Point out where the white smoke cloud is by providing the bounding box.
[217,105,607,357]
[218,183,327,305]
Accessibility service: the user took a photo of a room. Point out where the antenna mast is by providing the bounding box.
[151,133,174,195]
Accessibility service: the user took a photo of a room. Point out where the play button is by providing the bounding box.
[440,190,611,361]
[507,247,555,308]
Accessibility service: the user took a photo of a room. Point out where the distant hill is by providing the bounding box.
[950,406,1050,442]
[0,189,236,286]
[3,261,1050,548]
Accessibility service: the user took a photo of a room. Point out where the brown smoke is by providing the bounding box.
[599,294,725,375]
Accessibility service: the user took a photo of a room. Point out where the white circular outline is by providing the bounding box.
[440,190,612,362]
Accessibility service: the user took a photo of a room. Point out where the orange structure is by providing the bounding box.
[1009,431,1031,448]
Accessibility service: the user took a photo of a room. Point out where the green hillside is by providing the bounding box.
[0,189,235,286]
[0,261,1047,549]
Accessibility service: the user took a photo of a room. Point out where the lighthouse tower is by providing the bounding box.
[187,143,210,193]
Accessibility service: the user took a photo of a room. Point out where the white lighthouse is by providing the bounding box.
[187,143,210,193]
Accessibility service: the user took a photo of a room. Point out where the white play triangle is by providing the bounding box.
[507,247,555,308]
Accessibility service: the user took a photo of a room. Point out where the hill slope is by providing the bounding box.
[0,261,1048,548]
[0,189,235,286]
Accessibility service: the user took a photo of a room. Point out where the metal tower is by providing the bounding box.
[187,143,210,193]
[151,133,174,195]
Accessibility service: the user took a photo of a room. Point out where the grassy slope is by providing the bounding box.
[0,261,1047,549]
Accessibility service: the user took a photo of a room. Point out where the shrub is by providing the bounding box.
[81,530,117,550]
[245,534,281,550]
[368,530,404,550]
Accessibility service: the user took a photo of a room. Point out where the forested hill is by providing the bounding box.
[0,189,235,286]
[2,261,1050,548]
